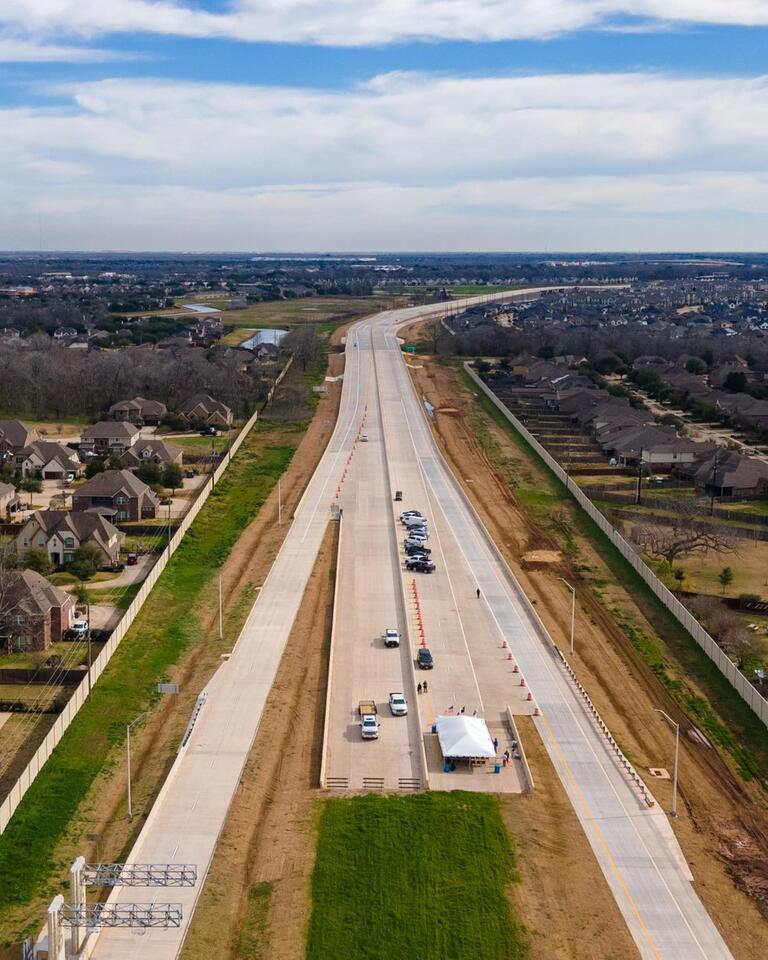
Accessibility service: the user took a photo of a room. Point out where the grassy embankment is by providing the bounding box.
[463,368,768,785]
[0,421,300,926]
[306,793,527,960]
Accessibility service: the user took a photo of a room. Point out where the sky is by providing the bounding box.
[2,2,768,252]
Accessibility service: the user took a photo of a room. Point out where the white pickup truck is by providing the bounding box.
[383,628,401,648]
[358,700,379,739]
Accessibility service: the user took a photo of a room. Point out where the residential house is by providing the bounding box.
[682,450,768,498]
[713,393,768,433]
[0,569,75,653]
[72,469,159,521]
[639,438,716,468]
[108,396,167,426]
[0,419,40,463]
[15,510,123,567]
[0,481,22,518]
[52,326,78,340]
[178,394,233,426]
[604,425,678,465]
[15,441,81,480]
[80,421,140,458]
[120,439,183,471]
[661,370,711,399]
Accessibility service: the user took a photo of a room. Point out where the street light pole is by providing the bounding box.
[655,709,680,818]
[558,578,576,656]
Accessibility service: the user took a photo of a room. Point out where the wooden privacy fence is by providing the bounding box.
[464,363,768,729]
[0,403,261,834]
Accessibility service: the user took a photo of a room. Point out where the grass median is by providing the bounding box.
[307,793,527,960]
[0,422,301,922]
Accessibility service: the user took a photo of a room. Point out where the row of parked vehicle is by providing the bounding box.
[400,509,435,670]
[400,509,435,573]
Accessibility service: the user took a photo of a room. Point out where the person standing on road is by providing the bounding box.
[476,587,481,599]
[493,737,499,752]
[423,680,428,693]
[417,682,422,694]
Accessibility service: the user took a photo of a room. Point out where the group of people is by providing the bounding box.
[416,681,428,694]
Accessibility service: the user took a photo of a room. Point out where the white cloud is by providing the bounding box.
[0,31,129,61]
[2,1,768,46]
[3,70,768,249]
[11,71,768,184]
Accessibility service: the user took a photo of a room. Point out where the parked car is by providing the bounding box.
[417,648,434,670]
[405,543,431,556]
[360,434,369,442]
[70,619,89,637]
[406,558,435,573]
[403,516,428,529]
[126,552,138,566]
[389,692,408,716]
[405,528,428,540]
[400,511,423,523]
[383,629,401,648]
[200,426,218,437]
[404,534,428,547]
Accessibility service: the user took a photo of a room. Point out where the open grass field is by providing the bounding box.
[205,296,393,333]
[306,793,527,960]
[0,422,299,921]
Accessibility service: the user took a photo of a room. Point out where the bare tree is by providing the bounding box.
[631,504,739,565]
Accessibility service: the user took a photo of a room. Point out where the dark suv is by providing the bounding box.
[406,558,435,573]
[417,648,434,670]
[405,544,431,556]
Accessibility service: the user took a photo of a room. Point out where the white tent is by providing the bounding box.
[435,715,496,759]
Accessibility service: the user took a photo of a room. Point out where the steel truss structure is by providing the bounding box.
[60,903,182,928]
[83,863,197,887]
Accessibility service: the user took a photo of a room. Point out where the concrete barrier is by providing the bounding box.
[505,707,535,793]
[319,514,343,790]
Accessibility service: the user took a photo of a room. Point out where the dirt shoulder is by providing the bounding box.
[408,352,768,957]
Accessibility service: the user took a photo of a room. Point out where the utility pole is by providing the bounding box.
[558,578,576,655]
[635,456,644,505]
[278,478,282,525]
[710,448,720,516]
[655,709,680,818]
